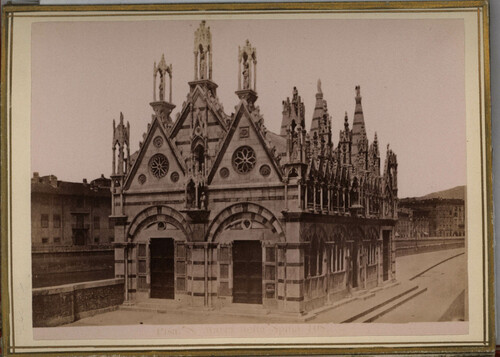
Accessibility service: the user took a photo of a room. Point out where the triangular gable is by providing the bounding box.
[124,117,186,190]
[169,85,227,139]
[207,102,283,184]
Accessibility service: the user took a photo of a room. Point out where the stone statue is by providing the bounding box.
[242,60,250,89]
[200,51,206,80]
[159,73,165,101]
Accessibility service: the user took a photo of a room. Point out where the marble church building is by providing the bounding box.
[110,21,399,315]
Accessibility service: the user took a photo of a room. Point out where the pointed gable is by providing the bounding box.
[124,118,186,192]
[170,84,228,140]
[208,102,283,185]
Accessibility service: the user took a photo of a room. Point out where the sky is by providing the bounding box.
[31,17,466,198]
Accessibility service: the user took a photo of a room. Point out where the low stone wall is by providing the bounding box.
[395,237,465,257]
[33,278,124,327]
[32,247,114,288]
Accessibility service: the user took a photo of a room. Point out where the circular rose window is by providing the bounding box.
[153,136,163,148]
[232,146,256,174]
[138,174,147,185]
[259,164,271,177]
[220,167,230,179]
[149,154,169,178]
[170,171,179,182]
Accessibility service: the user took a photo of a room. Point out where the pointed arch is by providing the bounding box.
[127,205,191,241]
[207,202,285,242]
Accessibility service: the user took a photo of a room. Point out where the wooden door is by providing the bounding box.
[150,238,175,299]
[233,241,262,304]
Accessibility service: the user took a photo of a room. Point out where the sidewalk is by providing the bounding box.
[66,248,465,326]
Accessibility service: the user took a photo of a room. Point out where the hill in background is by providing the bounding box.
[404,185,466,201]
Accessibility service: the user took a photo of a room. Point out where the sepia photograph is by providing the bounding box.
[1,1,493,355]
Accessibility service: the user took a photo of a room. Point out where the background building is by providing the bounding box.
[110,21,399,314]
[398,197,465,237]
[31,173,114,247]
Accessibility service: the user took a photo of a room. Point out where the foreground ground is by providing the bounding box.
[65,248,466,326]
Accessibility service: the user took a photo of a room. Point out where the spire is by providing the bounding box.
[190,21,218,95]
[151,54,175,129]
[236,39,258,107]
[193,21,213,81]
[351,85,367,158]
[112,112,130,177]
[310,78,325,134]
[280,86,305,136]
[153,54,172,102]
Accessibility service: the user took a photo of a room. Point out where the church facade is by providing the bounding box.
[110,21,399,314]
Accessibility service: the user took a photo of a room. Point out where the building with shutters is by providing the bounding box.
[32,172,114,247]
[110,21,399,315]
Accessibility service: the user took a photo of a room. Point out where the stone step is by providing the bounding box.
[219,303,270,317]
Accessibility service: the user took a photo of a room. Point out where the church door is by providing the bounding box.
[150,238,175,299]
[233,241,263,304]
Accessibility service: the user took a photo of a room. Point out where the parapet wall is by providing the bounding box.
[395,237,465,257]
[32,278,124,327]
[32,247,114,288]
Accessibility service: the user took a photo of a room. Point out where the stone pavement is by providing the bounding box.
[65,248,465,326]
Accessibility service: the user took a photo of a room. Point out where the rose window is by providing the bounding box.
[153,136,164,148]
[149,154,169,178]
[232,146,256,174]
[170,171,179,182]
[259,164,271,177]
[138,174,146,185]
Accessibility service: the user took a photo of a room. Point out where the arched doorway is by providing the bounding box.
[208,203,284,305]
[126,205,190,301]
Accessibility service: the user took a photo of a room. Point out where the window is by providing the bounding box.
[41,214,49,228]
[93,216,100,230]
[331,243,345,273]
[53,237,61,244]
[307,236,324,277]
[94,236,100,244]
[109,236,114,243]
[42,237,49,244]
[368,244,377,265]
[149,153,169,178]
[232,146,256,174]
[53,214,61,228]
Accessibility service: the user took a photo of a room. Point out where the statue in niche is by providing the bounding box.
[187,180,196,209]
[200,190,208,210]
[242,59,250,89]
[200,50,206,80]
[159,72,165,101]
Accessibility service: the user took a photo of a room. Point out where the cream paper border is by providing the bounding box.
[5,7,489,353]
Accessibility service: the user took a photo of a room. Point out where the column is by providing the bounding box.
[124,244,129,302]
[169,72,172,103]
[313,183,317,212]
[204,244,208,307]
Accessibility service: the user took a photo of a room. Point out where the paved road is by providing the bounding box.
[374,250,466,322]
